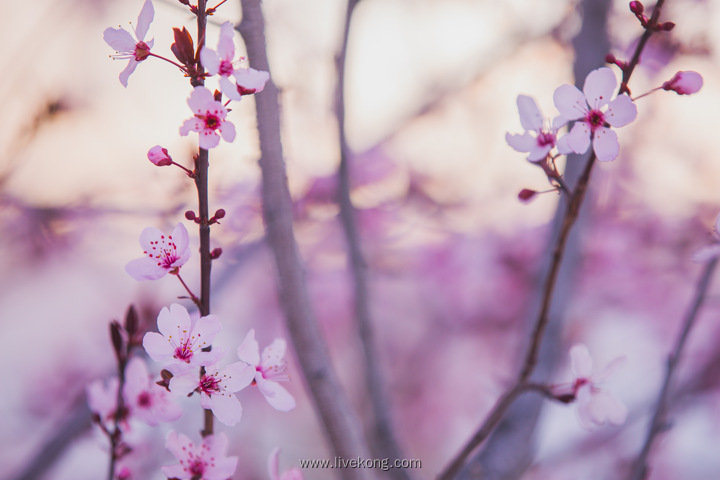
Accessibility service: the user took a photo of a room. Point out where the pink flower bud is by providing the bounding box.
[662,71,703,95]
[147,145,173,166]
[629,1,644,14]
[518,189,537,202]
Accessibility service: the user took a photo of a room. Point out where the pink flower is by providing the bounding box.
[87,377,119,424]
[232,68,270,98]
[555,344,627,429]
[103,0,155,87]
[147,145,172,166]
[125,223,190,281]
[662,70,703,95]
[143,303,223,368]
[200,22,242,100]
[237,329,296,412]
[162,431,238,480]
[179,86,236,149]
[169,361,254,426]
[123,357,182,426]
[269,448,304,480]
[553,67,637,162]
[506,95,571,162]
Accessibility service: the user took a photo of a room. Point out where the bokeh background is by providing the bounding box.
[2,0,720,479]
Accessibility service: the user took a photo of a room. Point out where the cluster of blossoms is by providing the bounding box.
[94,1,300,478]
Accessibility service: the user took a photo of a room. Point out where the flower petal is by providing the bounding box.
[135,0,155,41]
[592,126,619,162]
[187,86,214,114]
[565,122,591,154]
[219,362,255,392]
[217,21,236,61]
[219,120,236,143]
[118,59,139,88]
[199,130,221,149]
[553,84,587,120]
[103,27,136,52]
[235,68,270,94]
[516,95,543,131]
[583,67,617,110]
[594,355,626,382]
[159,304,192,338]
[238,329,261,366]
[256,376,296,412]
[605,94,637,128]
[200,47,221,76]
[506,132,536,153]
[179,117,203,136]
[589,390,627,426]
[206,392,243,426]
[125,257,164,281]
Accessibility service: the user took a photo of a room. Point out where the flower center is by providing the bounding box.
[147,235,180,269]
[174,341,193,362]
[137,391,152,408]
[219,60,234,77]
[189,459,206,476]
[204,114,220,130]
[199,374,221,396]
[134,41,151,61]
[536,131,556,147]
[586,110,605,132]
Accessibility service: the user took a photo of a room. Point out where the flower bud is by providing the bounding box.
[210,247,223,259]
[185,210,196,221]
[518,189,537,203]
[662,71,703,95]
[660,21,675,31]
[147,145,173,166]
[629,1,644,14]
[214,208,226,220]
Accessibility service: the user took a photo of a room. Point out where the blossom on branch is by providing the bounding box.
[123,357,182,425]
[169,361,254,426]
[553,343,627,429]
[103,0,155,87]
[237,329,296,412]
[553,67,637,162]
[162,431,238,480]
[506,95,571,162]
[179,86,236,149]
[125,223,190,281]
[143,303,223,368]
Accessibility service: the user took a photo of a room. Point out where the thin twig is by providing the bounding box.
[628,258,718,480]
[334,1,411,478]
[237,2,373,478]
[438,2,672,477]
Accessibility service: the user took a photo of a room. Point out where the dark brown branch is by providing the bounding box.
[628,258,718,480]
[237,2,372,478]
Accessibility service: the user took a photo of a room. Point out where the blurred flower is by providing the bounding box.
[554,67,637,162]
[123,357,182,425]
[269,448,303,480]
[87,377,119,424]
[238,329,296,412]
[170,361,254,426]
[554,344,627,429]
[506,95,570,162]
[143,303,223,368]
[662,71,703,95]
[103,0,155,87]
[125,223,190,281]
[162,431,238,480]
[179,86,236,149]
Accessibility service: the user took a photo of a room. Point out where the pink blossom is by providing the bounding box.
[553,67,637,162]
[179,86,236,149]
[147,145,172,166]
[200,22,243,100]
[237,329,296,412]
[232,68,270,98]
[125,223,190,281]
[123,357,182,426]
[555,344,627,429]
[169,361,254,426]
[103,0,154,87]
[143,303,223,368]
[87,377,119,424]
[662,70,703,95]
[162,431,238,480]
[506,95,571,162]
[269,448,304,480]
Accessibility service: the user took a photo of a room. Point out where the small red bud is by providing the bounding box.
[210,248,223,260]
[185,211,196,221]
[605,53,617,64]
[214,208,226,220]
[660,21,675,31]
[110,321,125,362]
[629,1,644,14]
[518,189,537,203]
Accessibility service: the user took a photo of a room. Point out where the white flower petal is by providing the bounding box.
[135,0,155,41]
[592,127,619,162]
[605,95,637,128]
[566,122,591,154]
[583,67,617,110]
[506,132,536,153]
[516,95,543,131]
[570,344,593,378]
[553,84,587,120]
